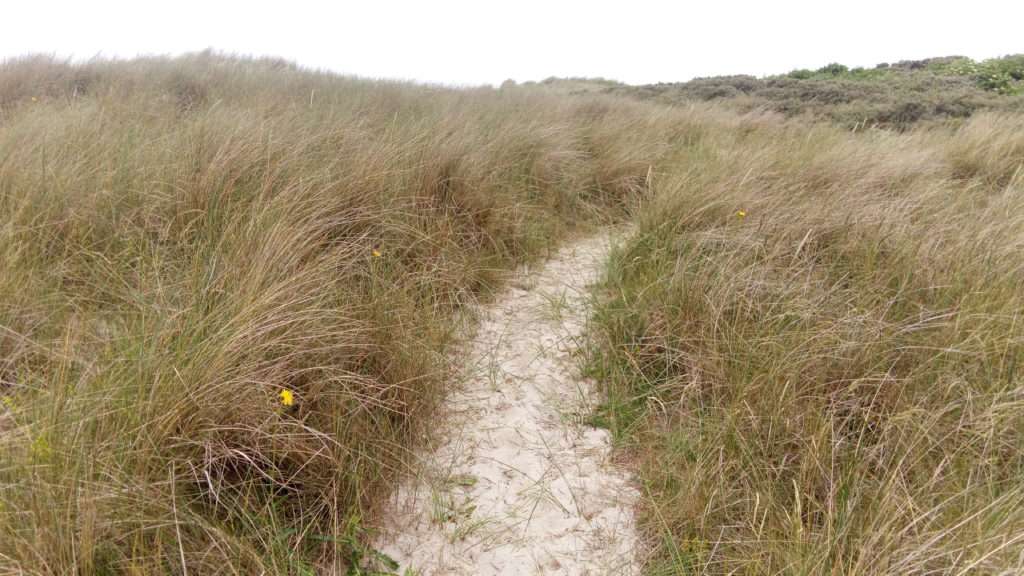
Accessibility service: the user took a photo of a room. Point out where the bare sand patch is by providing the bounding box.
[375,234,639,575]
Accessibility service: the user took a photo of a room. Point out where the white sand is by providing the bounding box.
[375,234,640,575]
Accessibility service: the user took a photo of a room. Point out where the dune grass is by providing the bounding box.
[0,53,680,574]
[586,110,1024,574]
[4,51,1024,575]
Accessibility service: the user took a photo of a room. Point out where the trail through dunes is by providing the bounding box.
[375,234,639,575]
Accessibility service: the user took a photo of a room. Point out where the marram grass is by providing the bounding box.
[0,52,670,574]
[2,51,1023,575]
[586,110,1024,574]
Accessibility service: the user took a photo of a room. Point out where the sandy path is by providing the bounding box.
[375,234,639,575]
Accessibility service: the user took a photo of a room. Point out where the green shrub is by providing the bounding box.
[817,62,849,76]
[609,54,1024,127]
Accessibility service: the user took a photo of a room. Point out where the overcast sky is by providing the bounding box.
[4,1,1022,86]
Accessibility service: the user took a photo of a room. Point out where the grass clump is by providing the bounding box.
[0,52,677,573]
[586,111,1024,574]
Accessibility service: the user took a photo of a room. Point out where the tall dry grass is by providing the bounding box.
[587,110,1024,574]
[5,50,1023,575]
[0,53,677,573]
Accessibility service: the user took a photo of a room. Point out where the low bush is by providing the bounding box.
[610,54,1024,128]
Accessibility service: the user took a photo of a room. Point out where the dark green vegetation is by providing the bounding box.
[609,55,1024,128]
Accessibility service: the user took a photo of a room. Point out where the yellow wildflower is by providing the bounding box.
[0,396,13,410]
[737,210,747,218]
[31,435,51,459]
[279,389,295,407]
[371,248,383,258]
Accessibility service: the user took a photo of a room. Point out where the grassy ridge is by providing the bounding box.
[586,110,1024,573]
[0,53,677,573]
[608,55,1024,128]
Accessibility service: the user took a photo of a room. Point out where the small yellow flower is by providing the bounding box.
[737,210,747,219]
[31,435,51,459]
[0,396,13,410]
[279,389,295,407]
[371,248,383,258]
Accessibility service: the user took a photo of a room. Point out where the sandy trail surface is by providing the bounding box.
[375,234,639,575]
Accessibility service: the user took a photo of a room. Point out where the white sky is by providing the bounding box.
[4,0,1022,86]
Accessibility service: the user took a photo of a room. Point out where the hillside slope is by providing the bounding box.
[586,109,1024,573]
[606,55,1024,128]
